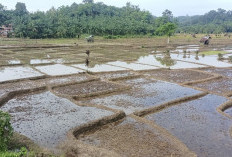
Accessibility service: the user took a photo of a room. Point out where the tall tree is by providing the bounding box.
[15,2,28,16]
[83,0,94,4]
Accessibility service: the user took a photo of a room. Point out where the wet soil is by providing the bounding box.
[0,74,94,99]
[192,78,232,95]
[199,67,232,78]
[35,64,84,76]
[107,61,159,71]
[141,69,213,84]
[79,78,201,114]
[79,117,192,157]
[53,80,125,96]
[72,63,127,73]
[93,71,137,81]
[1,91,113,148]
[146,94,232,157]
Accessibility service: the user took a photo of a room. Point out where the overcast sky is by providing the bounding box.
[1,0,232,16]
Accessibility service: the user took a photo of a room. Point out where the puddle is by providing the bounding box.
[107,61,159,71]
[30,59,64,64]
[72,64,128,73]
[224,108,232,117]
[8,60,21,64]
[171,45,200,53]
[141,69,213,83]
[53,80,125,97]
[192,78,232,95]
[0,66,43,82]
[35,64,84,76]
[199,67,232,78]
[136,55,205,69]
[146,94,232,157]
[94,71,137,81]
[0,91,113,148]
[170,53,232,67]
[79,117,192,157]
[79,78,201,114]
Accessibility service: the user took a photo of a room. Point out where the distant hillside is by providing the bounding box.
[177,9,232,34]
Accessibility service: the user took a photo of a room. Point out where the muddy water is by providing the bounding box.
[8,60,21,64]
[174,45,200,53]
[0,75,94,98]
[199,67,232,78]
[1,91,113,148]
[141,69,213,84]
[107,61,159,71]
[170,53,232,67]
[35,64,84,76]
[0,80,45,98]
[94,71,136,80]
[79,117,193,157]
[79,78,201,114]
[147,94,232,157]
[53,80,124,96]
[72,64,128,73]
[47,74,94,86]
[30,59,64,64]
[0,66,43,82]
[136,55,205,69]
[192,78,232,95]
[224,107,232,117]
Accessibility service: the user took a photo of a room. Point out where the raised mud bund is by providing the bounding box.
[1,45,232,156]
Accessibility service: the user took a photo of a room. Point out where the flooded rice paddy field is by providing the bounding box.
[140,69,214,84]
[146,94,232,157]
[0,42,232,156]
[1,91,114,149]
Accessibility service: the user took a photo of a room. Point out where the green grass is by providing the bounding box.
[200,51,229,56]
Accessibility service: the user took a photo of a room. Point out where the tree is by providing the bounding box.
[162,9,173,22]
[15,2,28,16]
[156,22,177,44]
[83,0,94,4]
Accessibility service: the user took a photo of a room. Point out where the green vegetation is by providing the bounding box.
[0,111,13,152]
[177,8,232,34]
[200,51,229,56]
[0,147,31,157]
[0,111,39,156]
[0,1,177,39]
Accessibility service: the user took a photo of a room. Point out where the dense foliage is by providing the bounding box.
[177,8,232,34]
[0,111,13,152]
[0,1,177,38]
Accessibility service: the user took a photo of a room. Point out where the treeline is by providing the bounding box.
[177,8,232,34]
[0,0,176,38]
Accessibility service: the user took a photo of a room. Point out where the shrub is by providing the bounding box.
[0,111,13,152]
[229,56,232,63]
[218,53,223,60]
[0,147,29,157]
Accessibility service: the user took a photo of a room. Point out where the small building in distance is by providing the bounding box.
[0,24,13,37]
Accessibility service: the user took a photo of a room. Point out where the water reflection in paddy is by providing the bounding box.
[0,66,43,82]
[170,53,232,67]
[136,54,205,69]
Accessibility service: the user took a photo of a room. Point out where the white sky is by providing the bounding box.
[0,0,232,16]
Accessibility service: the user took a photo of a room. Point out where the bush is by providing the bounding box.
[218,53,223,60]
[0,111,13,152]
[103,35,118,39]
[0,147,29,157]
[229,56,232,63]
